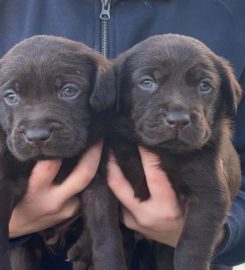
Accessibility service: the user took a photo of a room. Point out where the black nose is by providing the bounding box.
[24,128,51,143]
[164,112,191,128]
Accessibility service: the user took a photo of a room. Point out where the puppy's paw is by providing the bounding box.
[67,231,93,270]
[68,245,93,270]
[71,260,93,270]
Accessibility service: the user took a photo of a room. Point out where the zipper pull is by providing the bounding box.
[100,0,111,20]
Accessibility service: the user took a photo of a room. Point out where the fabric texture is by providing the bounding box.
[2,0,245,269]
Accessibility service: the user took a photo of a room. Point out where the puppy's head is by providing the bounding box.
[0,35,114,161]
[92,34,242,152]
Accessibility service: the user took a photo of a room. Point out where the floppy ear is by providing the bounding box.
[217,57,243,117]
[89,64,117,112]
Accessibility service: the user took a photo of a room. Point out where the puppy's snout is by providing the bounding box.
[24,128,51,144]
[164,111,191,128]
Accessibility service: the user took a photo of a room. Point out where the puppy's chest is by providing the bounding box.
[0,156,34,205]
[157,152,216,198]
[53,156,80,184]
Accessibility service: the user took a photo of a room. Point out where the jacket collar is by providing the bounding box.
[84,0,124,5]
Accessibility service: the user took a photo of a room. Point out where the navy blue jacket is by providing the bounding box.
[1,0,245,269]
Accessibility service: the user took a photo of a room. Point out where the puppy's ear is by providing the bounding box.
[217,57,243,117]
[89,64,117,112]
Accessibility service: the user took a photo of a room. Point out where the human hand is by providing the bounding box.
[9,142,102,238]
[107,146,185,247]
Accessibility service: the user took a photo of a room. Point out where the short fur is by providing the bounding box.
[0,35,125,270]
[91,34,242,270]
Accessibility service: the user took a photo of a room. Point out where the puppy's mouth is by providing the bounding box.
[157,139,193,151]
[9,141,85,162]
[139,131,193,149]
[137,124,209,152]
[7,129,88,162]
[31,154,62,161]
[9,143,82,162]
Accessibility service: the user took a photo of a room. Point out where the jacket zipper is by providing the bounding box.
[100,0,111,57]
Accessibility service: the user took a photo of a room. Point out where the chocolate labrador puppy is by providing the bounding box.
[91,34,242,270]
[0,35,126,270]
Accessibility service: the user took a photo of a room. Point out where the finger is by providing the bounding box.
[107,154,141,211]
[57,142,103,200]
[29,160,62,189]
[138,146,178,203]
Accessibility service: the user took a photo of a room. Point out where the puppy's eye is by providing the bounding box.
[4,90,20,106]
[59,84,81,100]
[198,81,213,93]
[138,77,158,92]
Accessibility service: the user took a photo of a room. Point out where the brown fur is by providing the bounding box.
[90,34,242,270]
[0,35,126,270]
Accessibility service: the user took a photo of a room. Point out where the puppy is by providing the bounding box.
[91,34,242,270]
[0,35,126,270]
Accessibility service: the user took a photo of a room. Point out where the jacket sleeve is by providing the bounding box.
[9,235,33,248]
[213,177,245,266]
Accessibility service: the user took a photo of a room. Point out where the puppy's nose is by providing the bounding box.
[24,128,51,143]
[164,112,191,128]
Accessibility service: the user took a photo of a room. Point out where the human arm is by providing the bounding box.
[213,181,245,265]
